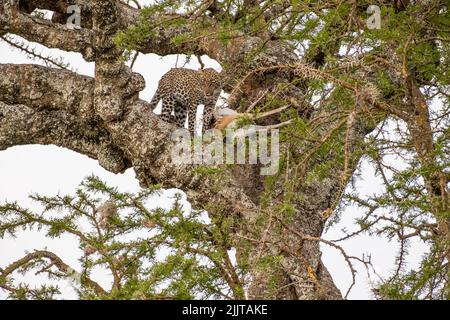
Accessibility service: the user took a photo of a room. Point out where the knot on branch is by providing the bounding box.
[94,93,123,122]
[92,35,120,57]
[98,143,129,173]
[125,73,146,98]
[93,61,145,121]
[133,162,157,188]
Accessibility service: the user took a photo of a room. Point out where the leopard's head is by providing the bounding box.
[200,68,221,92]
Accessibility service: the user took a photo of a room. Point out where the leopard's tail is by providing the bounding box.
[149,87,162,110]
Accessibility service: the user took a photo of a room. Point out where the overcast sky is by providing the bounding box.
[0,6,430,299]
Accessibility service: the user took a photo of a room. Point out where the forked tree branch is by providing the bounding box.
[0,250,107,296]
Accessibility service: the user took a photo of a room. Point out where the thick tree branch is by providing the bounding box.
[0,62,257,218]
[0,3,95,58]
[0,64,95,118]
[0,102,130,173]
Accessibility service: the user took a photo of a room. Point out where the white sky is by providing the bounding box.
[0,9,430,299]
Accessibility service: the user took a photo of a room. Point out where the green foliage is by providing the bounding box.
[5,0,450,300]
[376,243,449,300]
[0,176,244,300]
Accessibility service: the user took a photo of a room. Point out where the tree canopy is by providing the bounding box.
[0,0,448,299]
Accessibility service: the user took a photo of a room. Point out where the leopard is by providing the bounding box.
[149,67,222,135]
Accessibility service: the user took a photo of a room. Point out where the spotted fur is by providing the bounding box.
[149,68,221,135]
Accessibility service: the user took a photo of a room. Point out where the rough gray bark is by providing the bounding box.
[0,0,383,299]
